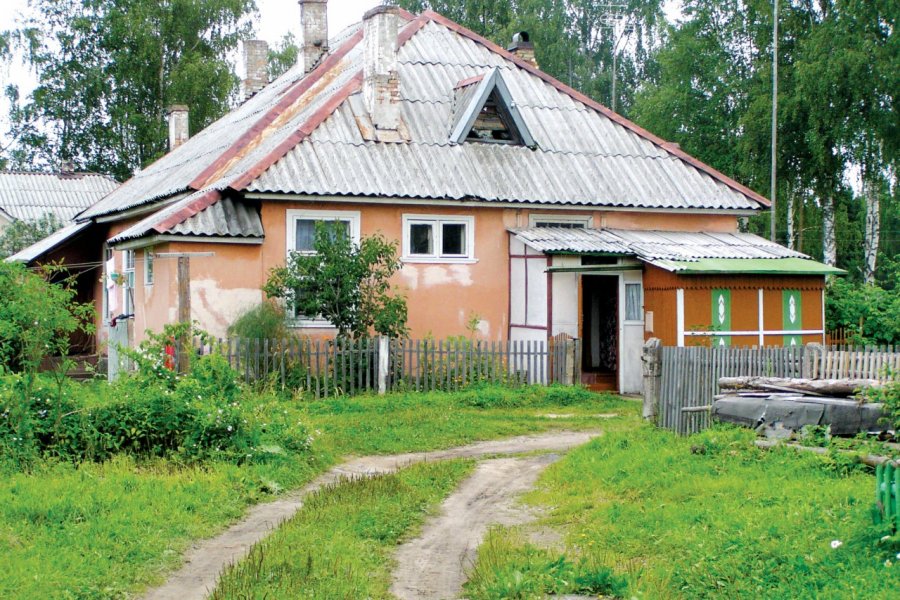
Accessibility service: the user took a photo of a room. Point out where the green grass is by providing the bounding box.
[466,422,900,599]
[303,385,633,457]
[0,385,624,599]
[211,460,473,599]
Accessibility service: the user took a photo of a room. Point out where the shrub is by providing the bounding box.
[227,301,289,340]
[0,354,311,466]
[825,278,900,344]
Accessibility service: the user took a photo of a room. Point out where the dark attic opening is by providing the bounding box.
[467,88,520,144]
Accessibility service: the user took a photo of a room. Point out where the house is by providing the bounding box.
[0,169,117,233]
[14,3,841,392]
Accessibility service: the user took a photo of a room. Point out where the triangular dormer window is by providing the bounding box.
[449,68,535,148]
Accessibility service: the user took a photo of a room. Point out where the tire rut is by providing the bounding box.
[140,430,599,600]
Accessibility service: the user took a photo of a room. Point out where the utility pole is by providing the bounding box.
[599,3,630,113]
[176,256,191,373]
[770,0,779,242]
[154,251,214,373]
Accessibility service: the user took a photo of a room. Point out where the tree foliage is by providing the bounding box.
[4,0,256,180]
[0,213,63,258]
[263,223,408,339]
[0,261,94,374]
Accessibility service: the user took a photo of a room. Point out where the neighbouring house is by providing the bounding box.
[0,168,117,233]
[12,3,842,392]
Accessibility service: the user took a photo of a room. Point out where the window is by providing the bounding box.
[529,214,592,229]
[625,283,642,321]
[286,209,360,254]
[123,249,135,315]
[144,249,154,286]
[402,215,475,262]
[285,209,361,327]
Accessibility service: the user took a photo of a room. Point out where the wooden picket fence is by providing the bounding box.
[653,344,899,436]
[194,336,554,399]
[806,345,899,379]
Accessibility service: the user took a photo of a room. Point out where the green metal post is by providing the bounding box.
[893,466,900,530]
[876,463,884,524]
[884,464,894,527]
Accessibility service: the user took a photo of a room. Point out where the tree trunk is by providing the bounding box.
[786,191,795,250]
[718,376,882,397]
[863,173,881,284]
[822,194,836,266]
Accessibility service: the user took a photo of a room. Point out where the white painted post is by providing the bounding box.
[676,289,685,347]
[758,288,765,347]
[377,336,390,395]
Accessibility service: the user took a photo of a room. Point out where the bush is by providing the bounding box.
[0,354,312,466]
[227,302,289,340]
[825,278,900,344]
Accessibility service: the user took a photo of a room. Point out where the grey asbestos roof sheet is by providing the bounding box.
[95,12,769,243]
[0,172,118,222]
[167,196,263,238]
[511,227,808,262]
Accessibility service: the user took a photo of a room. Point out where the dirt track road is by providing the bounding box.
[141,430,599,600]
[390,453,561,600]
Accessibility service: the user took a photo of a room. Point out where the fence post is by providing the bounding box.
[377,336,390,395]
[642,337,662,422]
[803,343,823,379]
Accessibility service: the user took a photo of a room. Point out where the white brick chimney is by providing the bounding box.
[363,5,400,132]
[508,31,538,68]
[167,105,189,151]
[242,39,269,100]
[299,0,328,75]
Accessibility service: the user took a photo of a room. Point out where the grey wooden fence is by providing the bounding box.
[806,345,898,379]
[195,336,556,399]
[650,344,899,436]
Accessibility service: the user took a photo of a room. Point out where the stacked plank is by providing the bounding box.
[712,377,886,436]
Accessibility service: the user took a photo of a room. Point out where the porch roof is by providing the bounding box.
[510,227,843,275]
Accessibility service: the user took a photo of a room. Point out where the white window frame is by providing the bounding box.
[144,248,154,286]
[402,214,476,263]
[123,249,135,315]
[528,214,593,228]
[285,209,361,328]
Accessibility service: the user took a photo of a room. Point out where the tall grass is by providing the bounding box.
[212,460,473,599]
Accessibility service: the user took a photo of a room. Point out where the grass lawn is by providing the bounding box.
[0,385,628,599]
[465,417,900,599]
[212,460,474,599]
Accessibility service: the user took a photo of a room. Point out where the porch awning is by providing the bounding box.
[6,221,91,264]
[510,227,844,276]
[652,257,846,276]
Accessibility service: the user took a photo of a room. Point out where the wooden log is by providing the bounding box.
[755,439,899,469]
[718,376,882,397]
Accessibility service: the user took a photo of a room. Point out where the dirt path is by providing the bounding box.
[141,430,599,600]
[390,454,561,600]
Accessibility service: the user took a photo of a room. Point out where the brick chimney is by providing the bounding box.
[508,31,538,68]
[363,5,400,132]
[242,39,269,100]
[299,0,328,75]
[167,105,189,151]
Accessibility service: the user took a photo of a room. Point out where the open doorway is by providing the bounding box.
[582,275,618,390]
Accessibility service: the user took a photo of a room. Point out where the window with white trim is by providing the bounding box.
[625,283,642,322]
[402,215,475,262]
[285,209,361,326]
[123,249,135,314]
[529,214,592,229]
[144,249,154,286]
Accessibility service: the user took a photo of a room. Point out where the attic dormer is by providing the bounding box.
[449,68,535,148]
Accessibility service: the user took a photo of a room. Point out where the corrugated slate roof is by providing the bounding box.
[512,227,808,270]
[94,10,771,243]
[0,172,118,222]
